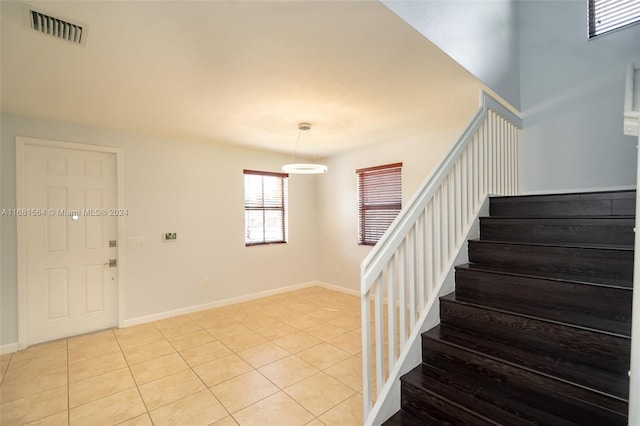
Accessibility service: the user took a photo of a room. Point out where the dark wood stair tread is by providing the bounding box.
[440,292,630,339]
[470,239,634,251]
[386,190,634,425]
[489,190,636,217]
[419,337,628,422]
[456,263,633,289]
[424,325,630,400]
[479,216,635,247]
[481,215,635,219]
[382,409,436,425]
[401,363,528,426]
[401,362,625,426]
[490,190,636,203]
[439,292,631,376]
[467,240,634,283]
[450,285,631,336]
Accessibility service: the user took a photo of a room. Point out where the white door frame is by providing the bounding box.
[16,136,125,349]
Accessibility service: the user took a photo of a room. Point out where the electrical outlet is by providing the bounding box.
[202,279,209,288]
[163,232,177,241]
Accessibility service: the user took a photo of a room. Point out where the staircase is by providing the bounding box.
[384,190,634,425]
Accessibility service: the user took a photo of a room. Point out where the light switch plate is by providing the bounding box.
[127,236,146,246]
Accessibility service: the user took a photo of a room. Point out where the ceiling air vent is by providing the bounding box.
[26,7,87,46]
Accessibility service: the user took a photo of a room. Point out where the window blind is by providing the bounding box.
[589,0,640,38]
[357,162,402,246]
[244,170,288,246]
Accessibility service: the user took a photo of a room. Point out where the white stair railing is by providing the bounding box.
[361,91,521,425]
[625,62,639,426]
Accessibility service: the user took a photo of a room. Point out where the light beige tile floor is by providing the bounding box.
[0,286,365,426]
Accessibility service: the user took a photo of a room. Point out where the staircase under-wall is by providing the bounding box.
[384,190,634,426]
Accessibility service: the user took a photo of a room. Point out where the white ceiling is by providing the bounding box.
[1,0,481,157]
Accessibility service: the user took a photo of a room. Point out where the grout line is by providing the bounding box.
[162,325,234,420]
[0,352,14,386]
[66,338,70,426]
[6,288,362,425]
[113,327,154,424]
[250,365,316,418]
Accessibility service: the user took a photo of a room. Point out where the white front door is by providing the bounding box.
[22,142,119,345]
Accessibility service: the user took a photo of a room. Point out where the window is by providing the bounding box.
[588,0,640,38]
[244,170,288,246]
[357,162,402,246]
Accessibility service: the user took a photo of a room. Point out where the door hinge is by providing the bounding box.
[105,259,117,268]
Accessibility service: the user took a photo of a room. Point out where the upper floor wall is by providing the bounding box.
[385,0,640,193]
[382,0,521,110]
[518,0,640,193]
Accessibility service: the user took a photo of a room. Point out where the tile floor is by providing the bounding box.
[0,286,366,426]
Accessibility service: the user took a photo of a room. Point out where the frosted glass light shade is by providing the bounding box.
[282,163,328,174]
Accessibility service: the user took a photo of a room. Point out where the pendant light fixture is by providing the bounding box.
[282,123,328,174]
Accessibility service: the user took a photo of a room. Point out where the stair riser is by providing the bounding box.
[431,325,629,400]
[479,218,634,246]
[401,381,497,426]
[455,268,632,335]
[382,410,431,426]
[440,299,630,373]
[385,190,635,426]
[468,241,634,281]
[421,338,629,421]
[552,357,630,400]
[489,192,635,217]
[403,363,569,426]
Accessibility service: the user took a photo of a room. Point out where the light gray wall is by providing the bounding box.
[1,113,320,348]
[382,0,521,109]
[518,0,640,193]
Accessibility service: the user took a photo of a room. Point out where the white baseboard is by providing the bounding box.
[2,281,359,353]
[121,281,349,328]
[1,342,19,355]
[315,281,360,297]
